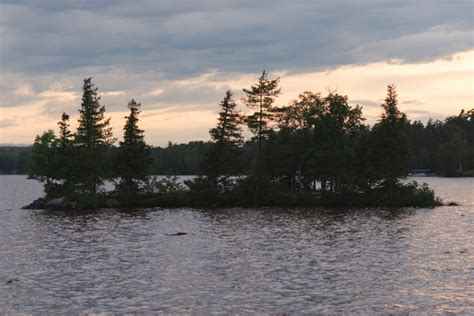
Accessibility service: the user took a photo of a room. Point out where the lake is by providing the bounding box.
[0,176,473,314]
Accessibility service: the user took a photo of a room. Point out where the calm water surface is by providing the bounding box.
[0,176,473,314]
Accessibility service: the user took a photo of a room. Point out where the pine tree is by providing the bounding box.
[75,78,114,201]
[116,99,152,203]
[58,113,73,148]
[242,70,281,158]
[204,90,243,188]
[369,84,409,200]
[54,113,76,197]
[241,71,281,204]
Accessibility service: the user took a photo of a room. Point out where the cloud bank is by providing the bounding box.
[0,1,472,145]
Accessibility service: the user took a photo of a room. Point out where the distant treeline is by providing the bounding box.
[0,142,209,175]
[2,113,473,177]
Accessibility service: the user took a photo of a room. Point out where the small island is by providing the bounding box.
[25,73,472,209]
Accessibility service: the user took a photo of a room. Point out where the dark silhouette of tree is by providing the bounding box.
[115,99,152,203]
[305,92,365,195]
[22,76,462,208]
[369,84,409,200]
[203,90,243,189]
[27,130,58,196]
[75,78,114,202]
[242,71,281,203]
[54,113,76,197]
[57,113,73,147]
[242,70,281,160]
[268,91,324,190]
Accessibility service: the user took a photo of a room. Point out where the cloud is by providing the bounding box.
[351,99,380,108]
[406,109,431,114]
[0,118,16,128]
[1,1,472,77]
[402,100,423,105]
[0,1,472,145]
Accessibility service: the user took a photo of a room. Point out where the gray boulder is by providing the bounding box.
[23,198,46,209]
[44,197,67,210]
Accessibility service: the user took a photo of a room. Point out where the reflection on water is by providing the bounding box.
[0,176,473,314]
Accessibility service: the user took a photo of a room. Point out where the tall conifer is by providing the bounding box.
[55,113,76,197]
[75,78,114,201]
[116,99,152,202]
[204,90,243,187]
[369,84,409,200]
[242,71,281,158]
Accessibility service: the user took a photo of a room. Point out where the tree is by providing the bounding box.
[241,71,281,203]
[268,91,324,190]
[54,113,76,197]
[369,84,409,200]
[305,92,365,195]
[27,130,58,197]
[115,99,152,203]
[242,70,281,161]
[75,78,114,201]
[57,113,73,148]
[27,114,76,199]
[203,90,243,189]
[438,132,468,176]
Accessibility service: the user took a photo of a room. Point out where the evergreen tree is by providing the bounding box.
[203,90,243,189]
[75,78,114,201]
[369,84,409,200]
[54,113,76,198]
[58,113,73,148]
[242,70,281,159]
[241,71,281,203]
[116,99,152,203]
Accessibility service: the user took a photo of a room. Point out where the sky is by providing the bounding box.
[0,0,473,146]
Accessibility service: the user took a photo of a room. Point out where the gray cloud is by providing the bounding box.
[402,100,424,105]
[406,109,432,115]
[1,1,472,77]
[0,1,471,143]
[0,118,16,128]
[351,99,380,108]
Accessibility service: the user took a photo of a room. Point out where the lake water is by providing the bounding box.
[0,176,473,314]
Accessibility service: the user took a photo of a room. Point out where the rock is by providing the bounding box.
[23,198,47,209]
[44,197,67,210]
[105,199,121,208]
[167,232,187,236]
[6,278,19,284]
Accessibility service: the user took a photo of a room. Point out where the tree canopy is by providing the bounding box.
[22,76,472,209]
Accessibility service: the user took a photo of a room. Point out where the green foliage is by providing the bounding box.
[307,92,366,195]
[0,147,29,174]
[202,90,243,189]
[115,99,152,204]
[140,176,189,207]
[74,78,115,201]
[151,141,210,175]
[242,70,281,151]
[355,181,440,207]
[23,75,460,209]
[53,113,77,198]
[241,71,281,203]
[27,126,76,199]
[437,133,468,176]
[368,85,409,199]
[27,130,56,185]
